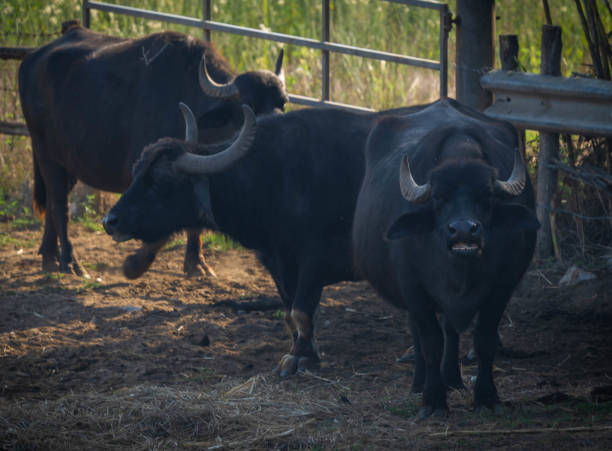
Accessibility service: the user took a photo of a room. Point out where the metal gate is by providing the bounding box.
[82,0,451,112]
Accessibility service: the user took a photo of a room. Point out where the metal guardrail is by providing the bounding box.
[0,46,36,60]
[481,71,612,137]
[0,47,32,136]
[83,0,451,112]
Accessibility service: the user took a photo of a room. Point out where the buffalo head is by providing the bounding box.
[387,144,539,257]
[199,49,287,115]
[102,103,256,244]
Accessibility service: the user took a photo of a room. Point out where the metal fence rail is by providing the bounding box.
[83,0,451,111]
[481,71,612,137]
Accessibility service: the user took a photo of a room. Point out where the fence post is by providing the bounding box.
[82,0,90,28]
[456,0,495,111]
[499,34,526,161]
[321,0,330,102]
[536,24,562,259]
[203,0,211,41]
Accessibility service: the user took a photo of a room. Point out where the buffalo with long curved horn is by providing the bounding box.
[174,103,257,175]
[399,149,527,203]
[199,49,285,100]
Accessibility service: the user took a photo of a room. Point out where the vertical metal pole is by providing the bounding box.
[455,0,495,110]
[439,5,449,98]
[82,0,90,28]
[203,0,211,41]
[321,0,330,102]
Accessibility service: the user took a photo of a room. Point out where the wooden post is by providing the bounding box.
[203,0,211,41]
[456,0,495,111]
[536,25,562,259]
[82,0,90,28]
[499,34,526,161]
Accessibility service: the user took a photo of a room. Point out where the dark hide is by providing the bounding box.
[352,98,538,418]
[18,24,287,276]
[104,105,421,376]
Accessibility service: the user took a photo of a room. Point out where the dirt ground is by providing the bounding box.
[1,223,612,450]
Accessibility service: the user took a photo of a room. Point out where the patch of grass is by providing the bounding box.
[0,233,36,249]
[77,280,102,292]
[383,397,421,419]
[83,261,109,271]
[44,273,65,281]
[74,194,104,232]
[187,366,218,384]
[11,213,41,231]
[272,310,285,320]
[202,231,242,252]
[164,236,186,251]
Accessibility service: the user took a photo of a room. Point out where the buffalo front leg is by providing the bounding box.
[440,314,466,390]
[413,311,448,420]
[183,229,216,277]
[409,320,425,394]
[472,296,509,412]
[122,237,167,279]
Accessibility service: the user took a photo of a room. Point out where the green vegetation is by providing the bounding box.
[74,194,104,232]
[201,230,241,252]
[0,1,609,255]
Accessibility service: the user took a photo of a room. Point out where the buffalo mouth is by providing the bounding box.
[449,241,482,257]
[110,232,134,243]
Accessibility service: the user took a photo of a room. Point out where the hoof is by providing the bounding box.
[184,259,216,278]
[274,354,319,377]
[416,405,449,422]
[42,258,59,273]
[60,259,87,277]
[397,350,416,363]
[123,252,155,279]
[474,401,505,414]
[411,383,424,394]
[443,375,467,391]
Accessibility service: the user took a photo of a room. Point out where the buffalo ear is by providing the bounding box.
[492,203,540,231]
[193,178,217,228]
[386,207,434,240]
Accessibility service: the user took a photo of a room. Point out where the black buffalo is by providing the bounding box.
[352,98,539,419]
[18,21,287,277]
[103,102,417,375]
[353,100,538,418]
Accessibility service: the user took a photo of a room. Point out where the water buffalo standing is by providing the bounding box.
[103,102,419,375]
[18,21,287,277]
[352,98,539,419]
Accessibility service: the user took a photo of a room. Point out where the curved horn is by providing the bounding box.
[174,105,256,175]
[494,150,526,197]
[199,53,239,99]
[399,155,431,203]
[178,102,197,143]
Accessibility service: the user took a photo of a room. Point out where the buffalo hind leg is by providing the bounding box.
[183,229,216,277]
[38,156,85,276]
[276,265,322,376]
[39,209,60,272]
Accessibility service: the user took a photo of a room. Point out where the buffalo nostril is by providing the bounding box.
[470,222,480,234]
[448,223,457,234]
[102,214,118,232]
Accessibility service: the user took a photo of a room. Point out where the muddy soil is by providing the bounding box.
[1,223,611,449]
